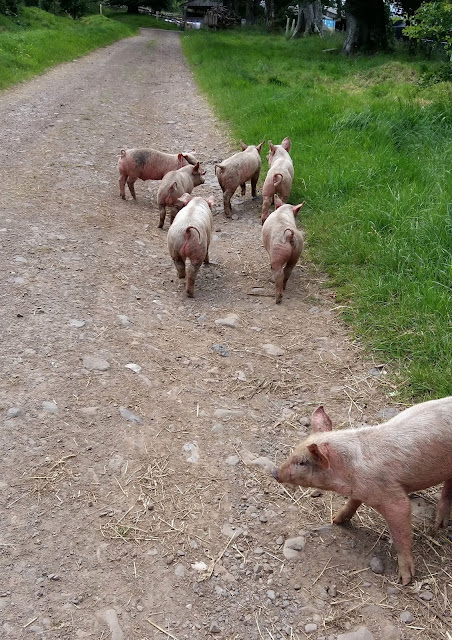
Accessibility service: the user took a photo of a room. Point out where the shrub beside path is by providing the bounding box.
[0,28,449,640]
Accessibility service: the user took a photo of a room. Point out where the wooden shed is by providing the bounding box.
[182,0,239,29]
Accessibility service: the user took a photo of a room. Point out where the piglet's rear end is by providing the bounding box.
[167,195,215,298]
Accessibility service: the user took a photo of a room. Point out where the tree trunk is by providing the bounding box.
[127,1,140,14]
[292,1,323,38]
[342,0,389,54]
[245,0,256,24]
[264,0,274,30]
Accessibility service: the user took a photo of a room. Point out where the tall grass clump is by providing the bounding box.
[183,30,452,401]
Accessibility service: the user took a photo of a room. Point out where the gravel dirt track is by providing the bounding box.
[1,28,450,640]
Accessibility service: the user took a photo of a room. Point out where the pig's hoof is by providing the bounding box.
[186,290,194,298]
[158,223,164,229]
[398,558,415,585]
[275,295,283,304]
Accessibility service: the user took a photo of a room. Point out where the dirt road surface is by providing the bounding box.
[1,28,450,640]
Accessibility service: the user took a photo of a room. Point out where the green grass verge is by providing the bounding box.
[0,7,178,91]
[182,30,452,401]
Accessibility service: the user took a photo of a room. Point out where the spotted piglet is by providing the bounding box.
[261,196,305,303]
[118,148,197,199]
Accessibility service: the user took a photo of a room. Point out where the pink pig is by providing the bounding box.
[167,195,215,298]
[262,196,305,303]
[156,162,206,229]
[261,137,294,223]
[215,140,264,218]
[118,148,198,200]
[272,397,452,585]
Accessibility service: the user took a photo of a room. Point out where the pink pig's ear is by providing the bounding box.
[239,140,247,151]
[281,137,291,152]
[206,196,216,209]
[311,406,333,433]
[307,443,330,470]
[274,195,283,209]
[268,140,275,153]
[256,140,265,153]
[292,202,306,217]
[192,162,200,172]
[177,193,192,207]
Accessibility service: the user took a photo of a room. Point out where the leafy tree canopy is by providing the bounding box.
[403,1,452,53]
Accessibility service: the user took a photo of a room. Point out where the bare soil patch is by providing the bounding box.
[0,29,450,640]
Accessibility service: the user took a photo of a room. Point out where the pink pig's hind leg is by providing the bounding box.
[158,205,167,229]
[127,178,137,200]
[119,174,127,199]
[240,183,246,196]
[273,267,285,304]
[251,170,259,198]
[375,496,415,586]
[332,498,362,524]
[186,262,201,298]
[261,196,272,224]
[435,478,452,529]
[173,257,186,280]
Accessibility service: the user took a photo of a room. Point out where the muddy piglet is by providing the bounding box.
[157,162,206,228]
[261,137,294,223]
[118,148,197,199]
[215,140,264,218]
[167,194,215,298]
[272,397,452,585]
[262,196,305,303]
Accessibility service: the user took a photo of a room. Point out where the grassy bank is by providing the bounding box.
[0,7,177,91]
[182,31,452,401]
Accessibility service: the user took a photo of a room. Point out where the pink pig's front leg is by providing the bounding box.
[332,498,362,524]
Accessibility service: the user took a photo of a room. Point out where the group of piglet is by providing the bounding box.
[118,137,304,302]
[118,145,452,588]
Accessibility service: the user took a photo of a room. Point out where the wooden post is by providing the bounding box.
[99,3,102,15]
[285,17,290,37]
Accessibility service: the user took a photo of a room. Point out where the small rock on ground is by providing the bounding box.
[400,611,414,623]
[337,628,374,640]
[369,556,384,574]
[119,407,143,424]
[83,356,110,371]
[7,407,22,418]
[262,343,285,357]
[283,536,306,560]
[215,313,240,328]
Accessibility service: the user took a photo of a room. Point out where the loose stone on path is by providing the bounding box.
[262,343,285,357]
[119,407,143,424]
[83,356,110,371]
[215,313,240,328]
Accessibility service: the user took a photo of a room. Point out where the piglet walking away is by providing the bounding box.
[215,140,264,218]
[167,195,215,298]
[262,196,305,304]
[261,137,294,224]
[272,397,452,585]
[157,162,206,229]
[118,148,197,200]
